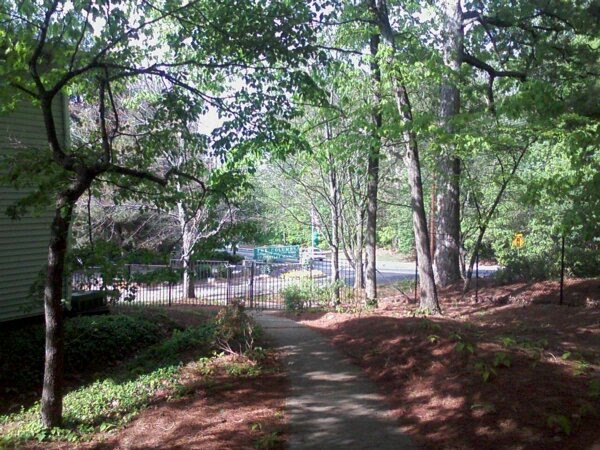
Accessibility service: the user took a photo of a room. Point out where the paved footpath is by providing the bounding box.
[251,312,415,450]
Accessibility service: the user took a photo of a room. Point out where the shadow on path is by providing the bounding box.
[252,312,415,450]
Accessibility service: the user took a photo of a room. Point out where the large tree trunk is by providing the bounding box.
[42,183,88,427]
[434,0,463,287]
[365,32,382,303]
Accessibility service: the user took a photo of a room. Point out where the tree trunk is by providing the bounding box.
[178,201,196,299]
[372,0,441,313]
[365,32,382,303]
[354,208,365,290]
[402,136,440,313]
[186,260,196,299]
[392,83,441,313]
[42,183,88,427]
[463,227,485,292]
[434,0,463,287]
[329,163,341,304]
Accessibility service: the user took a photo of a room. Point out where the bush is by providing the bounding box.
[205,251,244,264]
[214,301,260,354]
[130,267,182,285]
[494,253,557,284]
[282,284,305,311]
[282,280,341,311]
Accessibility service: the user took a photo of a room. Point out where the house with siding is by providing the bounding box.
[0,97,69,322]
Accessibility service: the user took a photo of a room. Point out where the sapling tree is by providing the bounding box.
[0,0,320,428]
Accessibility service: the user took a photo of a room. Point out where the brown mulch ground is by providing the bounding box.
[80,365,287,450]
[291,278,600,450]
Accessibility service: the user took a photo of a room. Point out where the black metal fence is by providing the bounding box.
[71,259,360,310]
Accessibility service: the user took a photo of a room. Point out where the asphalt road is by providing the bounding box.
[236,247,498,287]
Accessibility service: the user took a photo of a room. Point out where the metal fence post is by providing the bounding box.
[475,249,479,303]
[249,261,255,308]
[414,252,418,303]
[226,265,232,305]
[560,233,565,305]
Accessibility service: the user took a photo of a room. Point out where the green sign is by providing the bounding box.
[254,245,300,261]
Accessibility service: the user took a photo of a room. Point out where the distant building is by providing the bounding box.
[0,96,69,322]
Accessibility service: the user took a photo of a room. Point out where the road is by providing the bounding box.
[237,246,497,287]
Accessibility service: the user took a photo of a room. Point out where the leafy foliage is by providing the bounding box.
[0,314,169,392]
[0,319,219,444]
[281,280,345,311]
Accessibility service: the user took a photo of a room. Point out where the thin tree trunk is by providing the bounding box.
[463,147,528,291]
[434,0,463,287]
[401,131,440,313]
[365,32,382,303]
[354,207,365,290]
[391,81,440,313]
[372,0,441,313]
[328,153,341,304]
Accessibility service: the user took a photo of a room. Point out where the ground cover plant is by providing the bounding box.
[0,311,179,414]
[0,306,287,449]
[292,279,600,449]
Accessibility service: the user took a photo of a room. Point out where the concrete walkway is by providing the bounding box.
[251,312,415,450]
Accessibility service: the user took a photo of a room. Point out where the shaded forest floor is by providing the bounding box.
[289,278,600,450]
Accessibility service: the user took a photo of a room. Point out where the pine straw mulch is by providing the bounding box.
[291,278,600,450]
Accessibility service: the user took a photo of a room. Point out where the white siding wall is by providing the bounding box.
[0,97,67,322]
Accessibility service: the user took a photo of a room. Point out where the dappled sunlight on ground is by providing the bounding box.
[293,279,600,449]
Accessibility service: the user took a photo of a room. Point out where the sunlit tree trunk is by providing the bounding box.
[371,0,441,313]
[178,201,196,299]
[327,150,341,304]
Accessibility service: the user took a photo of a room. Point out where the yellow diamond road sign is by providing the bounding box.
[512,233,524,248]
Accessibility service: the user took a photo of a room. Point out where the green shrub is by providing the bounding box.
[282,284,305,311]
[130,267,182,285]
[282,280,341,311]
[494,253,557,283]
[214,302,260,354]
[204,251,244,264]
